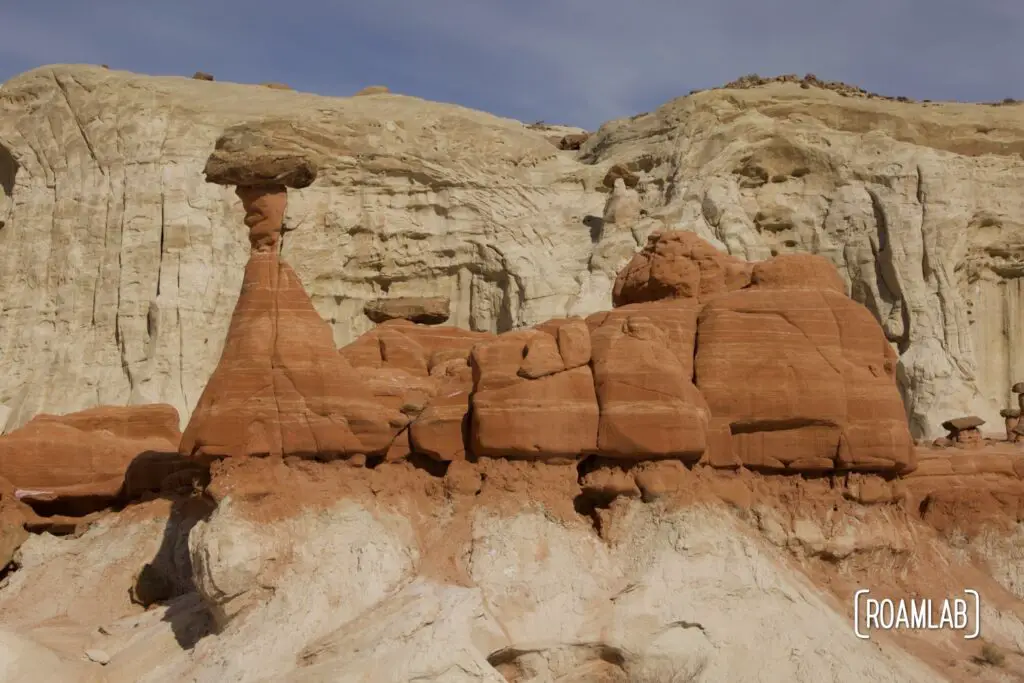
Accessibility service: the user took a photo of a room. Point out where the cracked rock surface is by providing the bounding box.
[2,66,1024,439]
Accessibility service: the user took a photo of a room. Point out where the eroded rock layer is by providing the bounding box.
[3,66,1024,439]
[183,216,912,473]
[179,252,401,459]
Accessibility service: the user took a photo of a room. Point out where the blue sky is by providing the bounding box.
[1,1,1023,129]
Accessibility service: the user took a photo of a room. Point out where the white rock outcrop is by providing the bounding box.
[1,65,1023,438]
[0,496,949,682]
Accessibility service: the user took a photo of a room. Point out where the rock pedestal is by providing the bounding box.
[180,148,402,460]
[1001,408,1021,443]
[941,416,985,449]
[1014,382,1024,415]
[602,178,641,227]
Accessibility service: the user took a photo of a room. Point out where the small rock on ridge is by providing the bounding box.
[364,297,451,325]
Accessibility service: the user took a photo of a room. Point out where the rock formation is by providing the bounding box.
[316,230,914,475]
[363,296,451,325]
[0,404,181,511]
[1001,408,1021,442]
[3,66,1024,439]
[601,178,642,228]
[558,132,590,150]
[0,72,1023,681]
[353,85,389,96]
[180,141,401,460]
[941,416,986,448]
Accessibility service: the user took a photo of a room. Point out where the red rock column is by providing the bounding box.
[1001,409,1021,443]
[235,184,287,253]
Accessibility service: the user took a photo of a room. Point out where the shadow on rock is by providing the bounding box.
[122,451,217,649]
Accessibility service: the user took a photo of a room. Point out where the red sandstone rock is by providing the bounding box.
[586,303,710,461]
[533,317,591,369]
[694,286,913,474]
[905,447,1024,535]
[182,215,916,475]
[0,476,28,568]
[340,320,492,371]
[333,233,913,473]
[750,253,846,293]
[181,182,404,460]
[0,405,181,512]
[469,330,599,459]
[338,321,493,462]
[180,252,404,460]
[613,231,752,306]
[411,353,476,462]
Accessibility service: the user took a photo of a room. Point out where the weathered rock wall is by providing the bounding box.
[2,64,1023,438]
[583,90,1024,440]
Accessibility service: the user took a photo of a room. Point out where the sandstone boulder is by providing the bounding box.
[942,416,986,431]
[942,416,985,449]
[192,71,214,81]
[469,328,598,459]
[0,404,181,513]
[749,253,846,293]
[602,163,639,189]
[586,303,710,461]
[613,231,752,306]
[364,297,451,325]
[339,321,493,462]
[203,121,319,188]
[559,133,590,150]
[695,284,913,473]
[340,320,492,371]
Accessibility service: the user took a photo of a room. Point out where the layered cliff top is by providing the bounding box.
[4,64,1024,183]
[2,63,1024,442]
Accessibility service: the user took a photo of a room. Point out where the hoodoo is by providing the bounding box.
[1,70,1023,683]
[179,123,402,460]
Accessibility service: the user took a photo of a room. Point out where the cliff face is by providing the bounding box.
[1,65,1023,438]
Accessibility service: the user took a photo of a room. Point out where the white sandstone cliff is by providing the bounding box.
[1,65,1023,439]
[3,456,1024,682]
